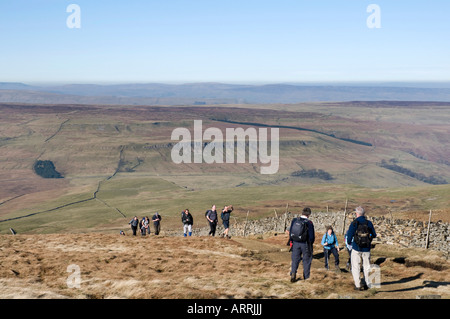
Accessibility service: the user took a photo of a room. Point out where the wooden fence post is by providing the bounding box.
[274,209,278,231]
[425,210,432,249]
[342,198,348,235]
[283,203,289,232]
[243,210,249,237]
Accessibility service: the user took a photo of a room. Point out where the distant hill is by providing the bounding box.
[2,82,450,105]
[0,82,35,90]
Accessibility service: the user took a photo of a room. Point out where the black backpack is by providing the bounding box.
[290,218,309,243]
[353,220,372,248]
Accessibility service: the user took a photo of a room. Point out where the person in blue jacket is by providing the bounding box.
[321,226,340,272]
[346,206,377,290]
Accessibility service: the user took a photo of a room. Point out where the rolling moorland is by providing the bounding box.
[0,99,449,299]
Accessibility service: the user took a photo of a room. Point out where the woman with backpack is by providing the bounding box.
[141,216,149,236]
[181,209,194,237]
[321,226,340,272]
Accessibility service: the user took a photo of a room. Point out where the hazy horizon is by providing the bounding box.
[5,80,450,89]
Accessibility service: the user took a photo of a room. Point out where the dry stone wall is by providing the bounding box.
[192,212,449,255]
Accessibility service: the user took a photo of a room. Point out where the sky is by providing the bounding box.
[0,0,449,84]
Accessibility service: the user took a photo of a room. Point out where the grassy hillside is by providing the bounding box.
[0,102,449,234]
[1,233,448,299]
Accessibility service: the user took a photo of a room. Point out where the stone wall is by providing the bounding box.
[191,212,449,255]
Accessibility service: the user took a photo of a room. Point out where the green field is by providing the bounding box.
[0,102,449,234]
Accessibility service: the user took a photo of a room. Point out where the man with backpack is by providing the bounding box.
[346,206,377,290]
[289,207,315,282]
[205,205,218,236]
[152,212,162,235]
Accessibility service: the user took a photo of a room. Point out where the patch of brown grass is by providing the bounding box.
[0,233,448,299]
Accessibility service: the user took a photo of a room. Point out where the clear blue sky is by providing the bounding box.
[0,0,449,84]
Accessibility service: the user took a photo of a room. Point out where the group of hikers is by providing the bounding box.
[127,212,162,236]
[127,204,233,238]
[126,204,376,291]
[288,206,377,291]
[176,204,234,238]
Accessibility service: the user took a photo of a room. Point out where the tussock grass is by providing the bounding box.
[1,233,448,299]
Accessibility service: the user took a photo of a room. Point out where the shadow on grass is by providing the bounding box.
[381,279,449,293]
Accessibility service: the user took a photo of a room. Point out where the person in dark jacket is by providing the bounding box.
[289,207,315,282]
[152,212,162,235]
[346,206,377,290]
[221,205,233,239]
[128,216,139,236]
[206,205,218,236]
[181,209,193,237]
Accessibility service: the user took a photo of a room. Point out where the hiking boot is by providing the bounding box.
[290,273,296,283]
[354,286,363,291]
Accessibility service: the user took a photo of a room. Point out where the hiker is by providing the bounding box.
[181,209,194,237]
[146,216,151,235]
[119,230,126,236]
[346,206,377,290]
[289,207,315,282]
[129,216,139,236]
[205,205,218,236]
[141,216,149,236]
[152,212,162,235]
[321,226,340,272]
[221,205,233,239]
